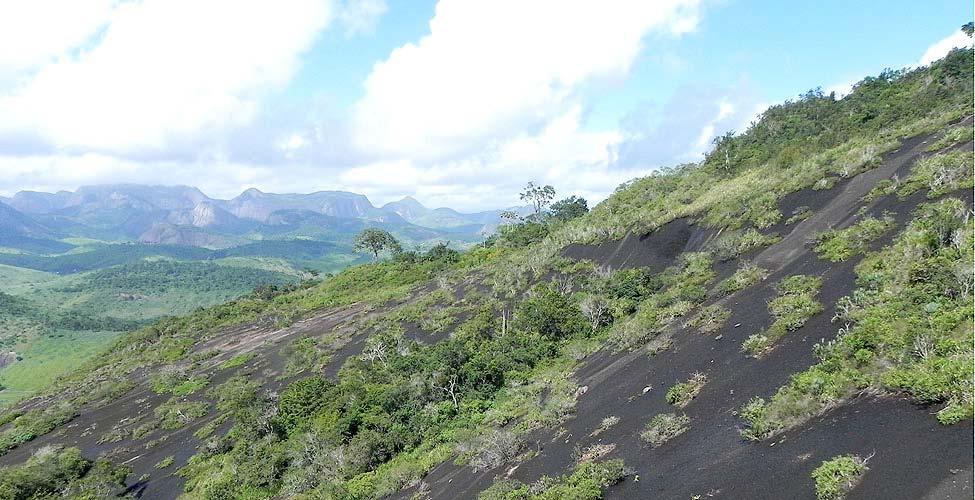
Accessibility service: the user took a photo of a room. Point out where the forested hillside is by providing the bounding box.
[0,45,970,500]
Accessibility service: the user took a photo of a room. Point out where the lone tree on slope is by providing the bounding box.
[520,182,556,216]
[354,228,401,260]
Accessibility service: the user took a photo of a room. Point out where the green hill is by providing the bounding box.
[0,47,970,500]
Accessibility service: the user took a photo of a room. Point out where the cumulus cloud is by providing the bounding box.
[0,0,115,81]
[613,81,762,169]
[0,0,335,155]
[351,0,701,161]
[339,0,388,37]
[919,29,973,66]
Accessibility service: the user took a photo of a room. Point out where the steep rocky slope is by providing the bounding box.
[0,47,970,500]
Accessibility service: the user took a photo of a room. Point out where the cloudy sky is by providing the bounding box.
[0,0,971,210]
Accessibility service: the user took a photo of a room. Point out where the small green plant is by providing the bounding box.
[591,415,620,437]
[478,459,629,499]
[155,455,175,469]
[742,275,823,356]
[785,206,812,225]
[219,352,255,370]
[683,305,731,333]
[715,262,769,295]
[640,413,690,448]
[811,454,869,500]
[898,150,974,198]
[708,229,780,261]
[665,372,708,407]
[154,400,208,429]
[925,125,974,152]
[814,215,895,261]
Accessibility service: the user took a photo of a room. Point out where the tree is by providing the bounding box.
[963,22,974,37]
[513,284,587,340]
[499,210,522,222]
[549,196,589,222]
[519,182,556,216]
[353,228,401,260]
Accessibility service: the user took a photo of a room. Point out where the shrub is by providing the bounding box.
[811,455,869,500]
[220,352,256,370]
[513,284,587,340]
[276,376,332,434]
[898,150,974,198]
[742,275,823,355]
[465,430,524,472]
[924,124,974,151]
[479,459,629,500]
[814,215,895,262]
[591,415,620,437]
[683,305,731,333]
[741,197,973,438]
[640,413,690,447]
[665,373,708,407]
[785,206,812,225]
[155,455,175,469]
[715,262,769,295]
[708,229,780,261]
[0,446,129,499]
[154,400,209,429]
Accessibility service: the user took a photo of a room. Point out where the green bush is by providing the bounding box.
[815,215,895,261]
[640,413,690,448]
[898,150,974,198]
[742,275,823,356]
[683,305,731,333]
[0,446,129,499]
[513,284,587,340]
[811,455,868,500]
[479,459,628,500]
[715,262,769,295]
[665,373,708,408]
[741,197,973,438]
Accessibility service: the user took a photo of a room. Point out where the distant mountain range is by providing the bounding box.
[0,184,519,250]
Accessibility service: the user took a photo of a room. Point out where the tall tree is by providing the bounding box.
[549,195,589,222]
[353,228,401,260]
[519,182,556,215]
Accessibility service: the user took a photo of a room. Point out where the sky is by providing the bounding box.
[0,0,971,211]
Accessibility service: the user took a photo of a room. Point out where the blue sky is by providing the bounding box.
[0,0,971,210]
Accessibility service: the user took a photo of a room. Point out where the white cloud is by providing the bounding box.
[0,0,334,154]
[919,30,973,66]
[0,0,116,79]
[338,106,632,210]
[351,0,701,160]
[339,0,388,37]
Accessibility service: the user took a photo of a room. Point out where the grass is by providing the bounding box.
[0,329,120,407]
[814,214,895,262]
[219,352,256,370]
[708,228,781,261]
[155,455,175,469]
[714,262,769,295]
[898,150,974,198]
[740,198,973,439]
[640,413,690,448]
[665,372,708,408]
[741,275,823,356]
[812,455,869,500]
[683,305,731,334]
[924,124,974,151]
[478,459,629,500]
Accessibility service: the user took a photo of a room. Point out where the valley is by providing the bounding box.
[0,187,513,407]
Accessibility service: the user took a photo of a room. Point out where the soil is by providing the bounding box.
[398,127,974,500]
